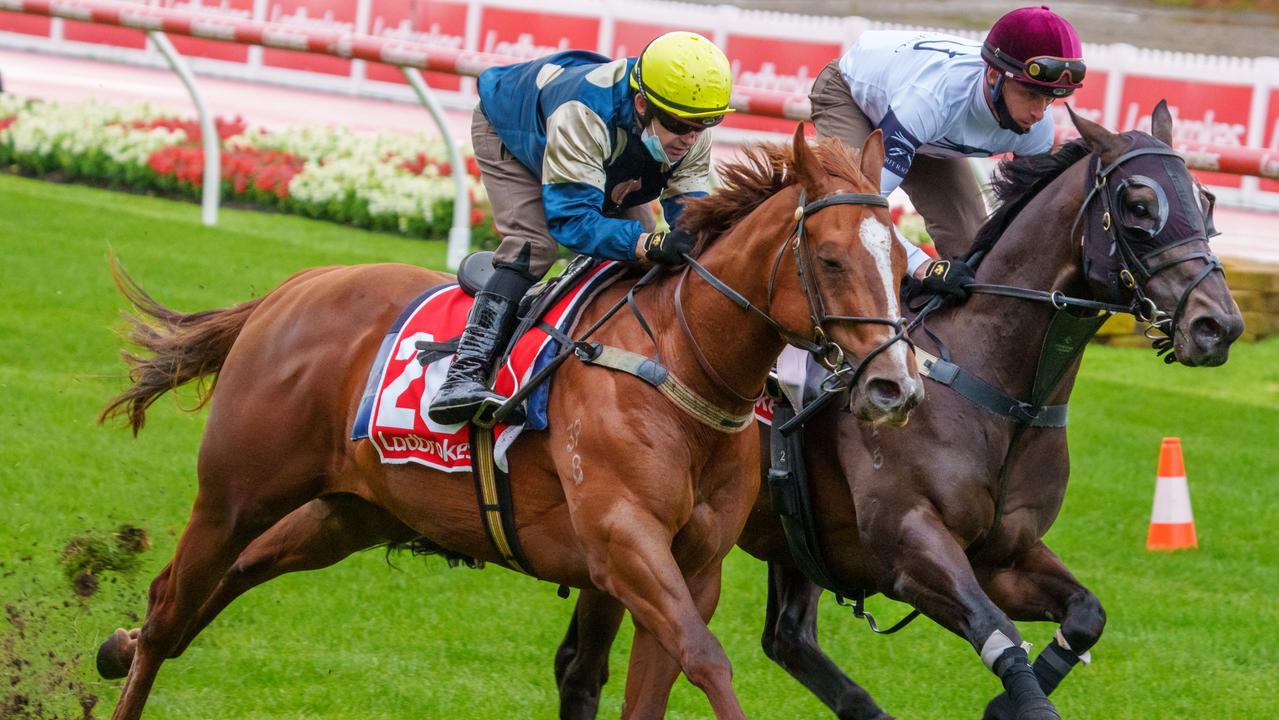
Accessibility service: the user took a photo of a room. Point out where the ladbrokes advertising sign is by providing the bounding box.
[1119,76,1253,188]
[366,0,466,89]
[477,5,598,61]
[1263,88,1279,193]
[724,33,839,134]
[262,0,357,76]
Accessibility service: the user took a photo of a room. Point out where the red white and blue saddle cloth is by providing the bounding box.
[352,261,626,473]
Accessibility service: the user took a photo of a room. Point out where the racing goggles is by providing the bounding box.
[653,108,720,135]
[1022,56,1087,86]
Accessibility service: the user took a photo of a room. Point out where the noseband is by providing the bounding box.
[676,188,910,402]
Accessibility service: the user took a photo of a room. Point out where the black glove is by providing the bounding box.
[639,229,694,267]
[917,258,975,301]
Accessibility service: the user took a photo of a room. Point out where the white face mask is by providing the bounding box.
[640,121,671,165]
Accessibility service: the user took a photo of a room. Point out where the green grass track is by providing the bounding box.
[1,174,1277,718]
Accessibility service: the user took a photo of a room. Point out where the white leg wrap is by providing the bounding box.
[1055,628,1092,665]
[981,629,1018,670]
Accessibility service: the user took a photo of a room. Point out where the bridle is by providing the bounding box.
[934,139,1223,363]
[1068,142,1223,357]
[673,186,910,403]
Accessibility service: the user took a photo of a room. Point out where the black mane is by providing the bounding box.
[965,140,1091,261]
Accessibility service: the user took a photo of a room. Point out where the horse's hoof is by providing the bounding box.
[96,627,137,679]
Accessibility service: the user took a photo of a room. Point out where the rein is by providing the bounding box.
[670,188,909,407]
[488,189,909,432]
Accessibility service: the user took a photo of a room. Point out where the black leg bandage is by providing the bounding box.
[1031,636,1082,696]
[993,646,1059,718]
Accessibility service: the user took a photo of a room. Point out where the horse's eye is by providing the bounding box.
[819,256,843,272]
[1130,202,1150,218]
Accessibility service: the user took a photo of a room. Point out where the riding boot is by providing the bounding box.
[428,264,536,426]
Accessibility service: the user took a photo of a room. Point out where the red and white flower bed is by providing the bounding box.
[0,93,933,254]
[0,94,497,244]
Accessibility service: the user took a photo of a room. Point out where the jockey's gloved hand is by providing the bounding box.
[638,229,694,267]
[917,258,975,301]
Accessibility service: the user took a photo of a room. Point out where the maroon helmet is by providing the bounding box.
[982,5,1085,97]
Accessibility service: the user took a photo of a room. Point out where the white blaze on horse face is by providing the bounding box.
[859,216,909,369]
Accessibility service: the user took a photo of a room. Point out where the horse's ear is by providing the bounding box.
[1066,104,1119,155]
[1151,99,1174,145]
[791,122,824,191]
[858,129,884,190]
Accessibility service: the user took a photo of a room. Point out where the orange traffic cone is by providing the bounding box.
[1146,437,1198,550]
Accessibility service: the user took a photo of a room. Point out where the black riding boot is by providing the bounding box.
[428,265,536,425]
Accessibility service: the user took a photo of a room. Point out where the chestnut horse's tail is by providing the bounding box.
[100,260,266,436]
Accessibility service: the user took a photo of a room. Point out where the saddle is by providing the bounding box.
[414,251,601,370]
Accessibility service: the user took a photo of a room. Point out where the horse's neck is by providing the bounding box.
[650,192,797,409]
[938,160,1090,399]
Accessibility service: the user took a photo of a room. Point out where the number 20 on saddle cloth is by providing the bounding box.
[352,261,626,473]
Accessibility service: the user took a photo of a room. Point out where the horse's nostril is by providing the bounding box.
[867,378,903,408]
[1191,316,1224,347]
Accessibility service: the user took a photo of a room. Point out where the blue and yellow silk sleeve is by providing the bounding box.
[541,99,644,260]
[542,183,645,260]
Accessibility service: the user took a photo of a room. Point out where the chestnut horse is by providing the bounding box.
[550,105,1243,720]
[98,126,923,719]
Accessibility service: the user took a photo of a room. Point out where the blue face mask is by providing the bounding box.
[640,122,671,165]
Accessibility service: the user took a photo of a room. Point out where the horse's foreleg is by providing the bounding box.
[619,562,735,720]
[977,541,1105,720]
[761,560,891,720]
[555,588,625,720]
[865,511,1060,720]
[574,503,741,720]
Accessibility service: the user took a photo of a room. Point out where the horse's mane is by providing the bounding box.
[965,139,1093,261]
[678,138,870,245]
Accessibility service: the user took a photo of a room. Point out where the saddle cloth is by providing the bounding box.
[352,261,626,473]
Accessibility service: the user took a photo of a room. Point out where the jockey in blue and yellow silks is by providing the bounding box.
[429,32,734,425]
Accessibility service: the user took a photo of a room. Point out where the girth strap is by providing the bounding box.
[767,398,845,594]
[767,395,921,633]
[469,425,533,575]
[578,344,754,433]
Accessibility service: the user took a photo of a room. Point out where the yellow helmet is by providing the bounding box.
[629,31,734,127]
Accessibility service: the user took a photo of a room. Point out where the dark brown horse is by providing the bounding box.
[97,126,923,719]
[549,105,1244,720]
